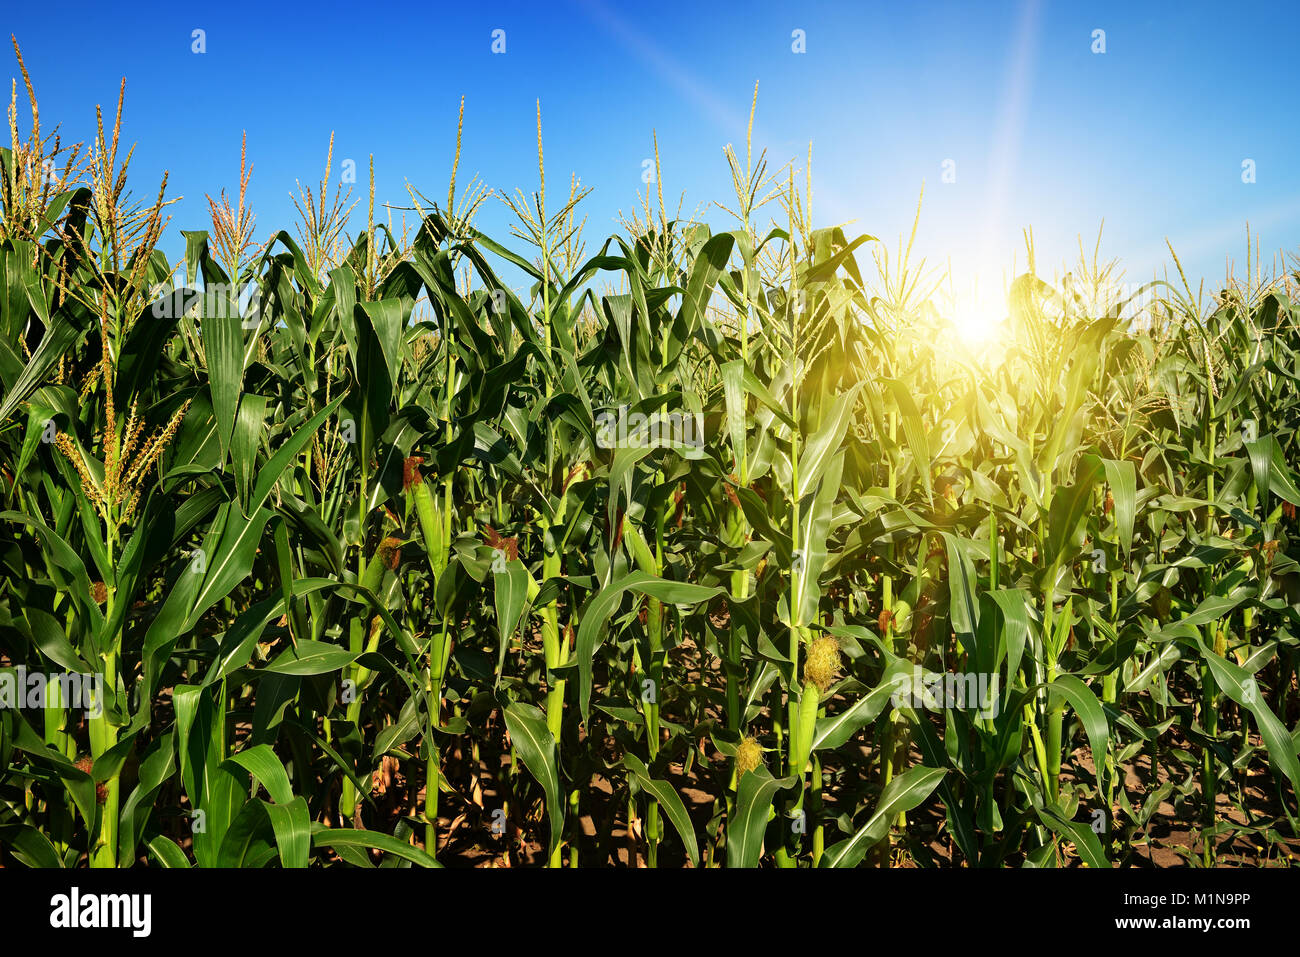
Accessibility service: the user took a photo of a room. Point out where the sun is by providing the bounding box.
[953,298,1005,345]
[946,277,1008,347]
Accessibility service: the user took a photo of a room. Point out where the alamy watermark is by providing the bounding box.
[595,406,703,450]
[50,887,151,937]
[149,280,265,328]
[890,667,1000,719]
[0,667,104,717]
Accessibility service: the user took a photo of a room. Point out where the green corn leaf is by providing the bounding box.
[502,699,564,858]
[727,767,794,868]
[623,752,700,867]
[311,824,441,868]
[1101,457,1136,558]
[820,766,947,868]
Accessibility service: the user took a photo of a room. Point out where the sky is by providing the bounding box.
[5,0,1299,316]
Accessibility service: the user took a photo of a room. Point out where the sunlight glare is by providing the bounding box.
[953,299,1004,344]
[946,273,1008,348]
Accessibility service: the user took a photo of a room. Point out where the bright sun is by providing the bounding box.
[953,299,1005,344]
[946,272,1008,347]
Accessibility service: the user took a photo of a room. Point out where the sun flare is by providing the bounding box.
[953,300,1005,344]
[945,274,1008,348]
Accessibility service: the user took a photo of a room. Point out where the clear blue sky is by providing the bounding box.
[6,0,1298,298]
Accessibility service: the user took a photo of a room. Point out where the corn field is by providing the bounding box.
[2,52,1300,870]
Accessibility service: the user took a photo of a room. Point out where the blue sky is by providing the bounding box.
[6,0,1298,302]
